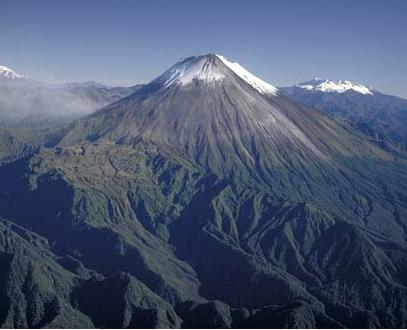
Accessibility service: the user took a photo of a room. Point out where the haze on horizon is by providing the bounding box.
[1,0,406,98]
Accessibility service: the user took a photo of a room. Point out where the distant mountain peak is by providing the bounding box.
[152,54,278,95]
[0,65,23,79]
[297,78,373,95]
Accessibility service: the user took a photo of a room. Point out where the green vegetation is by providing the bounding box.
[1,56,407,327]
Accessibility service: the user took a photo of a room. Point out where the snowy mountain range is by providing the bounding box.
[281,78,407,151]
[295,77,373,95]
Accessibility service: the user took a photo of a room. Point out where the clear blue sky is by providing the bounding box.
[1,0,406,97]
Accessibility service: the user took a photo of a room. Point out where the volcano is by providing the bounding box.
[0,54,407,328]
[61,54,388,174]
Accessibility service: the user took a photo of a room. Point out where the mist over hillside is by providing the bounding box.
[0,69,141,128]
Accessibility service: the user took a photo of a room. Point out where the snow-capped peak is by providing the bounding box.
[216,54,278,95]
[154,55,225,87]
[297,78,372,95]
[0,66,23,79]
[152,54,278,96]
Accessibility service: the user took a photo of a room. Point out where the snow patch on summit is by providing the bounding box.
[298,78,372,95]
[155,56,225,87]
[216,55,278,95]
[153,54,278,96]
[0,66,23,79]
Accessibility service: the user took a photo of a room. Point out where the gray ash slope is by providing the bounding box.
[1,54,407,328]
[61,55,388,172]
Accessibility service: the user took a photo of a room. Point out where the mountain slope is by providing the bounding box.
[0,217,183,328]
[281,79,407,151]
[1,54,407,327]
[0,218,93,328]
[60,55,388,174]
